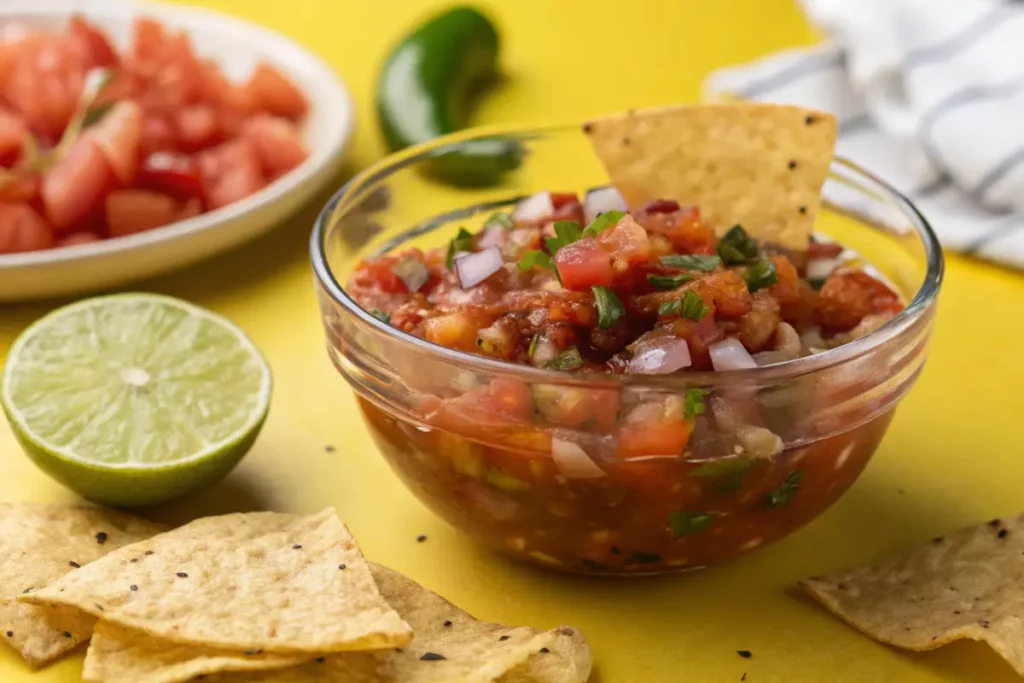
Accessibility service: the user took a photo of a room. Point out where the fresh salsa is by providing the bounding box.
[349,190,903,374]
[345,188,904,573]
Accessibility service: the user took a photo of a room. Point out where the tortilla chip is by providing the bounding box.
[86,564,591,683]
[22,509,412,654]
[801,514,1024,675]
[584,103,837,249]
[0,502,165,667]
[83,622,307,683]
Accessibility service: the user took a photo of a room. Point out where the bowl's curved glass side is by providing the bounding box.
[311,127,942,574]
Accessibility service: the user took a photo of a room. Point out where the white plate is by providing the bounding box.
[0,0,354,301]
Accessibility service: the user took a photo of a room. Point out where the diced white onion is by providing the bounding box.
[627,337,692,374]
[736,425,783,459]
[709,338,757,372]
[530,337,560,366]
[513,191,554,223]
[583,186,628,223]
[476,225,504,249]
[454,247,503,289]
[551,437,607,479]
[807,257,839,282]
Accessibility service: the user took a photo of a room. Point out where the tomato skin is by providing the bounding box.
[596,213,651,263]
[639,206,717,255]
[137,152,204,202]
[41,137,114,234]
[87,100,143,184]
[617,418,693,459]
[68,16,118,69]
[105,189,181,238]
[242,115,307,178]
[554,237,613,290]
[196,139,266,210]
[244,63,308,120]
[0,202,53,253]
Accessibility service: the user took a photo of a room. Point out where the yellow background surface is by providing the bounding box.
[2,1,1024,681]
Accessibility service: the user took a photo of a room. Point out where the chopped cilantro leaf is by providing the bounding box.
[717,224,758,265]
[743,260,778,292]
[370,309,391,324]
[581,210,625,238]
[669,511,715,538]
[393,258,429,292]
[658,299,682,316]
[483,211,515,229]
[766,471,804,509]
[808,276,827,291]
[660,254,721,271]
[545,220,583,254]
[680,290,710,321]
[592,286,625,329]
[446,227,474,270]
[544,346,584,371]
[683,387,708,419]
[518,249,554,272]
[647,273,697,290]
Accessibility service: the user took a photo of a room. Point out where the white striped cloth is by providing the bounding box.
[705,0,1024,268]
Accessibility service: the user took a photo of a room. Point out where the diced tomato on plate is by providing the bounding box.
[197,138,266,210]
[0,202,53,253]
[244,63,308,120]
[242,114,307,178]
[554,238,613,290]
[105,189,187,238]
[41,137,114,234]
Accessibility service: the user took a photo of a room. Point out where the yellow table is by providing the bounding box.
[2,1,1023,681]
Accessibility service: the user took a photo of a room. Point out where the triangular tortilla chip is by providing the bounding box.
[584,103,836,249]
[0,502,165,667]
[801,514,1024,675]
[83,564,591,683]
[22,509,411,654]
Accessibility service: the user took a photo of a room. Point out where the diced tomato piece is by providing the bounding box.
[554,238,613,290]
[816,272,875,330]
[691,270,752,318]
[667,315,723,370]
[140,115,176,155]
[129,17,169,68]
[769,254,817,324]
[0,202,53,253]
[244,63,308,120]
[349,254,409,294]
[596,213,651,263]
[242,115,307,178]
[128,21,202,115]
[5,35,84,138]
[0,173,40,203]
[173,104,221,152]
[807,240,844,259]
[0,108,26,166]
[178,197,202,222]
[68,16,118,69]
[549,193,578,210]
[137,152,204,202]
[639,206,717,255]
[87,100,143,184]
[196,138,266,210]
[105,189,182,238]
[41,137,114,233]
[481,378,534,422]
[617,418,693,459]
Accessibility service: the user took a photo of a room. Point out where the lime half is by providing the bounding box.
[1,294,271,506]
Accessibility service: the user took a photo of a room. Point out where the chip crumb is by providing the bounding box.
[443,620,452,627]
[130,558,139,563]
[989,519,1002,528]
[788,160,797,169]
[292,544,302,549]
[315,656,325,663]
[62,631,71,638]
[175,572,188,578]
[129,585,138,592]
[95,532,108,544]
[416,535,427,543]
[325,445,336,453]
[932,537,943,544]
[144,550,154,556]
[68,561,81,568]
[737,650,752,659]
[244,648,264,655]
[998,529,1009,539]
[5,631,12,637]
[539,647,550,654]
[338,564,347,570]
[499,635,510,641]
[805,115,817,125]
[420,652,446,661]
[741,673,747,681]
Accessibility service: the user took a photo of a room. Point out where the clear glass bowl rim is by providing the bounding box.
[310,121,944,389]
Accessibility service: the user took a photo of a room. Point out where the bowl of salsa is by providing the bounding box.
[311,105,943,575]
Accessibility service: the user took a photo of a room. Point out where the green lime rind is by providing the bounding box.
[1,293,272,507]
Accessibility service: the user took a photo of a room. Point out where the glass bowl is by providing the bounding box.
[310,123,943,575]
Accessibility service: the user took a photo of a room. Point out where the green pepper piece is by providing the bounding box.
[377,7,522,187]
